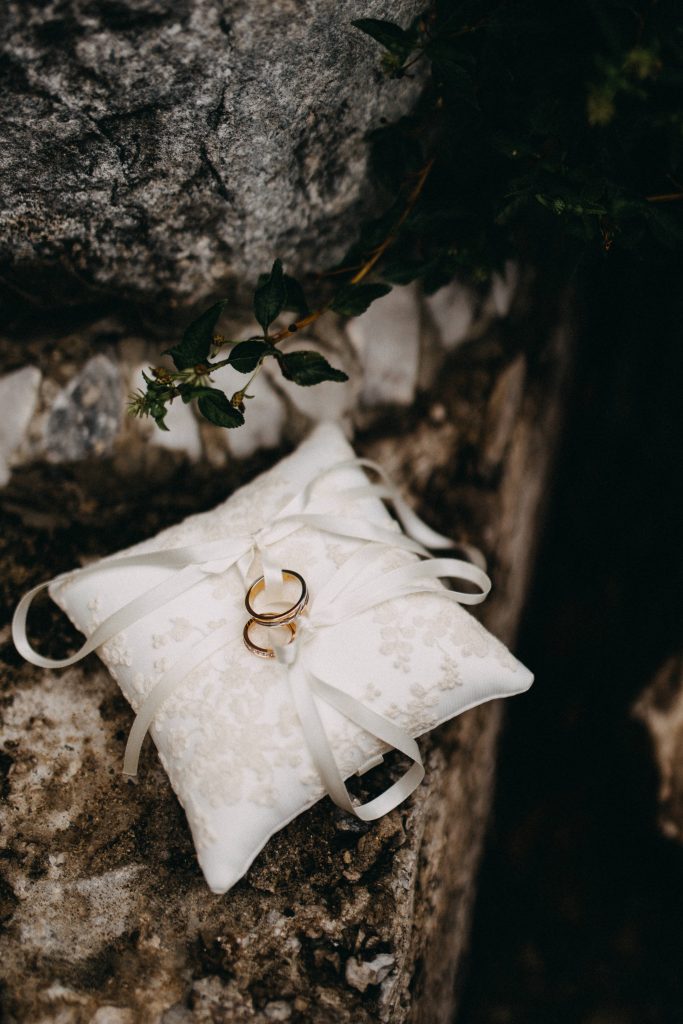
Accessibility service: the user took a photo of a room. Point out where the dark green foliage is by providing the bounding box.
[197,389,245,428]
[380,256,437,285]
[228,339,272,373]
[253,258,287,334]
[351,0,683,288]
[163,300,229,369]
[330,282,392,316]
[134,2,682,435]
[283,274,310,317]
[352,18,417,60]
[131,260,347,432]
[277,350,349,386]
[134,370,178,430]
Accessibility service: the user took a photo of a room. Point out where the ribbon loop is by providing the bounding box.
[12,563,207,671]
[277,644,424,820]
[13,452,491,825]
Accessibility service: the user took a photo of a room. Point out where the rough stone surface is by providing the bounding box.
[0,3,570,1017]
[0,292,572,1022]
[633,654,683,843]
[44,354,123,462]
[0,0,423,308]
[485,261,519,320]
[0,270,529,482]
[346,953,397,993]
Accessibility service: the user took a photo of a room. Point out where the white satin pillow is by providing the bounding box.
[17,423,532,893]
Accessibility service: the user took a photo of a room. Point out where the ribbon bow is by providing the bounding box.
[268,546,489,817]
[12,457,491,820]
[122,544,490,817]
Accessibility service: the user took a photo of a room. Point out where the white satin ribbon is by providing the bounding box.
[12,456,490,820]
[280,639,425,820]
[270,547,487,818]
[122,545,490,817]
[12,457,470,670]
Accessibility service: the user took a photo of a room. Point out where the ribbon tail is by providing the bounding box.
[298,456,487,570]
[285,659,424,821]
[13,564,208,670]
[259,545,286,593]
[12,537,253,671]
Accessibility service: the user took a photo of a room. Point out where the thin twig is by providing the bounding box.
[349,157,435,286]
[646,192,683,203]
[269,157,435,343]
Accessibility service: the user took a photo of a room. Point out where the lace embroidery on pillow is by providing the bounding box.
[52,449,521,862]
[142,474,295,552]
[143,644,324,826]
[452,609,520,671]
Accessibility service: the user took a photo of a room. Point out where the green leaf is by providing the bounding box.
[422,255,462,295]
[352,18,416,59]
[228,339,271,374]
[253,258,287,334]
[330,282,392,317]
[646,205,683,247]
[277,350,349,386]
[178,384,217,404]
[425,39,475,74]
[164,300,229,370]
[151,405,170,431]
[140,369,178,429]
[283,274,310,317]
[197,388,245,428]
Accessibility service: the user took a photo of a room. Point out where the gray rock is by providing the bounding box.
[633,654,683,844]
[91,1010,136,1024]
[425,263,520,352]
[0,310,573,1023]
[345,953,396,993]
[264,1002,293,1021]
[0,365,41,485]
[484,260,520,318]
[424,281,477,351]
[44,354,122,462]
[347,284,422,408]
[0,0,423,307]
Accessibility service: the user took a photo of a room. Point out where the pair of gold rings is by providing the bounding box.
[243,569,309,659]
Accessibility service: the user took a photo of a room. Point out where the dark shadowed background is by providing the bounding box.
[458,255,683,1024]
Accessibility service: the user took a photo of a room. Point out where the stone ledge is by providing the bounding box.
[0,305,571,1022]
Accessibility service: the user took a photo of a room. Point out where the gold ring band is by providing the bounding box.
[244,569,309,626]
[243,618,297,659]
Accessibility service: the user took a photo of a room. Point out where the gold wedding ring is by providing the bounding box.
[243,618,297,659]
[244,569,309,626]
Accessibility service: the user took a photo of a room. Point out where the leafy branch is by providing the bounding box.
[132,2,683,433]
[350,1,683,288]
[128,260,349,431]
[129,157,434,432]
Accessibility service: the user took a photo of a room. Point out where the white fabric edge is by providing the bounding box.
[202,667,533,894]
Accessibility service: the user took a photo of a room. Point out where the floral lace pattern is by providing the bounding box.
[50,423,531,890]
